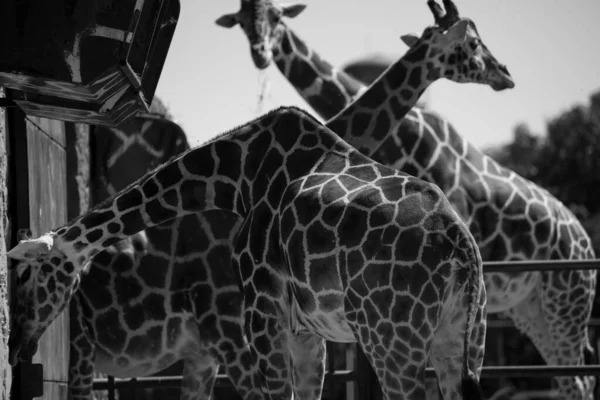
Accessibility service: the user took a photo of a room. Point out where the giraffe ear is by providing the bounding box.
[7,236,54,261]
[400,33,420,48]
[215,13,239,28]
[281,3,307,18]
[444,19,469,42]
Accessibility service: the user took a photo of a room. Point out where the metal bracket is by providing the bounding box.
[119,60,143,92]
[20,362,44,399]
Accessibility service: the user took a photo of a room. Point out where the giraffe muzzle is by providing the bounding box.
[8,327,38,366]
[251,43,272,69]
[487,61,515,91]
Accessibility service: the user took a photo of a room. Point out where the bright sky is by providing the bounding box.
[155,0,600,150]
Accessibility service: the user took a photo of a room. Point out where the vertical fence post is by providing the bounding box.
[107,376,115,400]
[355,345,382,400]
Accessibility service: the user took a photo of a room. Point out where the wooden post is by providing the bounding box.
[0,89,12,400]
[355,345,383,400]
[6,105,89,399]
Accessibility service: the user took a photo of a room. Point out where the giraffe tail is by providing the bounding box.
[461,233,486,400]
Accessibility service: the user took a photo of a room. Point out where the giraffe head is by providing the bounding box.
[215,0,307,68]
[7,229,89,366]
[400,0,514,91]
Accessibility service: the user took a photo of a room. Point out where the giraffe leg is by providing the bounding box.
[506,273,596,400]
[216,328,266,400]
[543,270,596,400]
[244,307,293,400]
[68,299,95,400]
[429,283,486,400]
[468,284,488,381]
[344,303,430,399]
[288,331,327,400]
[180,357,219,400]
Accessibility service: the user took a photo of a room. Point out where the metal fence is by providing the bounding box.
[92,259,600,400]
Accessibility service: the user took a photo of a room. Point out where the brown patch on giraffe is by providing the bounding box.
[85,229,103,243]
[81,210,116,230]
[101,237,121,248]
[358,82,388,108]
[338,175,364,191]
[338,207,369,248]
[321,204,344,228]
[38,304,53,322]
[123,303,146,330]
[300,132,318,148]
[145,198,178,224]
[303,174,333,190]
[386,62,408,90]
[307,221,336,253]
[376,178,405,201]
[308,255,338,292]
[347,165,378,182]
[318,293,342,312]
[95,310,128,353]
[142,294,167,321]
[395,227,425,262]
[289,57,319,90]
[350,112,371,137]
[372,113,391,140]
[279,30,293,55]
[388,96,409,120]
[55,270,69,285]
[63,226,83,242]
[36,287,47,304]
[116,188,144,211]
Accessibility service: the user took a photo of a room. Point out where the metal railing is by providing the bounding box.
[92,259,600,398]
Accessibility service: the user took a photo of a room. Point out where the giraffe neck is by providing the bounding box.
[326,44,436,155]
[56,107,343,260]
[268,27,463,196]
[272,23,366,120]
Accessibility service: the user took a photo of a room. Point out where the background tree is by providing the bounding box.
[485,89,600,248]
[149,96,175,121]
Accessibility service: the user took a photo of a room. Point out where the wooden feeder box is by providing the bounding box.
[0,0,180,127]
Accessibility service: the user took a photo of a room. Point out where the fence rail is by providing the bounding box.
[92,365,600,391]
[92,259,600,397]
[483,259,600,272]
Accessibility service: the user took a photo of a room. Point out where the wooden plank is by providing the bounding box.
[41,382,68,400]
[24,119,70,388]
[25,117,66,148]
[0,89,12,400]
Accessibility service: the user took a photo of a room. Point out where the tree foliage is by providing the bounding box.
[486,89,600,227]
[149,96,174,121]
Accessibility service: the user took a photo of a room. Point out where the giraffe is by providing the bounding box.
[215,1,366,121]
[68,114,263,400]
[217,1,597,399]
[8,106,487,400]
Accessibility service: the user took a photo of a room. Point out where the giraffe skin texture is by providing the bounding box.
[8,106,486,400]
[65,114,264,400]
[217,1,597,398]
